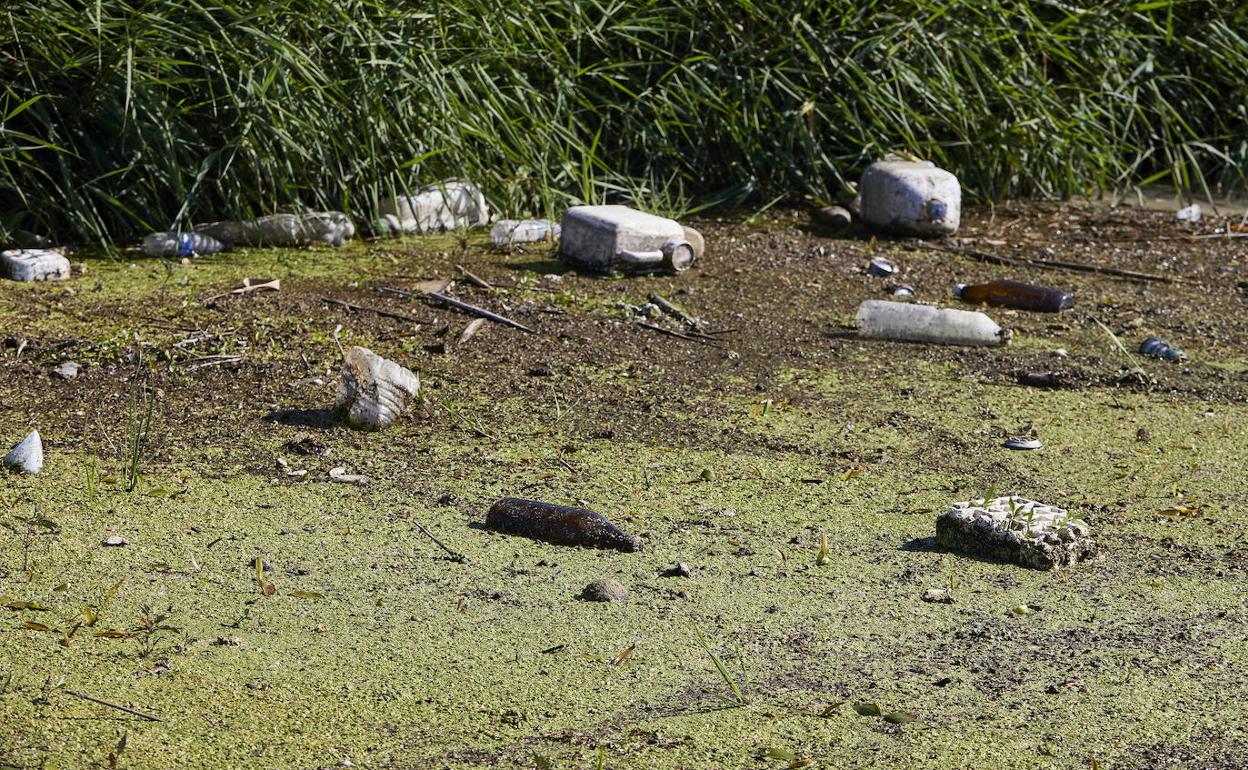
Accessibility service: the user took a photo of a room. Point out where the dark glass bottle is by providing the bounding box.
[955,280,1074,312]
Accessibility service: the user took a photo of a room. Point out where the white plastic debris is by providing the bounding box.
[378,181,489,234]
[559,205,702,274]
[859,160,961,237]
[2,250,71,282]
[335,346,421,431]
[52,361,80,380]
[196,212,355,248]
[101,535,128,547]
[856,300,1009,347]
[490,219,560,246]
[1174,204,1201,223]
[328,466,370,485]
[141,231,226,257]
[1002,437,1043,450]
[3,430,43,474]
[936,496,1095,569]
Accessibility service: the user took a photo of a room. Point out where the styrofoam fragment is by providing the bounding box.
[936,496,1095,569]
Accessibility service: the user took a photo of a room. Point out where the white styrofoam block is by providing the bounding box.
[859,160,961,237]
[2,249,71,282]
[559,205,696,273]
[936,496,1095,569]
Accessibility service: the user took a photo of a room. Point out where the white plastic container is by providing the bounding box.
[1,249,71,282]
[859,160,960,237]
[378,180,489,234]
[491,219,560,246]
[559,205,700,274]
[141,232,226,257]
[856,300,1008,347]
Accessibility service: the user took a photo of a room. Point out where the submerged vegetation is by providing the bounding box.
[3,0,1248,242]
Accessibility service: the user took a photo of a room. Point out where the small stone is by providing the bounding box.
[211,636,242,646]
[102,535,128,547]
[52,361,80,380]
[1011,605,1030,616]
[1051,348,1068,358]
[922,588,953,604]
[3,430,43,474]
[580,578,628,602]
[1136,427,1151,442]
[661,563,693,578]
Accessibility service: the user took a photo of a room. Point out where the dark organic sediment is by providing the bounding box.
[485,498,642,552]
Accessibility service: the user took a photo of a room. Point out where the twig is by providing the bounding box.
[649,294,701,329]
[455,264,493,290]
[321,297,428,324]
[63,689,162,722]
[425,292,533,333]
[203,278,281,304]
[909,243,1189,284]
[184,355,245,371]
[636,321,722,346]
[412,519,467,563]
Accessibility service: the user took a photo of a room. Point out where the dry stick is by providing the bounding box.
[63,689,162,722]
[412,519,467,563]
[454,264,493,290]
[912,243,1188,284]
[321,297,428,324]
[636,321,722,347]
[424,292,533,333]
[648,294,701,329]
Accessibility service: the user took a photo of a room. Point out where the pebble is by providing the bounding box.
[3,430,43,474]
[102,535,128,547]
[580,578,629,602]
[661,563,693,578]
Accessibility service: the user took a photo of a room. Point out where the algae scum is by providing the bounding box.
[2,204,1248,769]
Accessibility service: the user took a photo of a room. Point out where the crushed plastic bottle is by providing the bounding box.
[379,181,489,234]
[1139,336,1187,362]
[196,212,354,248]
[857,300,1009,347]
[1174,204,1201,223]
[141,231,226,257]
[955,279,1073,312]
[491,219,560,246]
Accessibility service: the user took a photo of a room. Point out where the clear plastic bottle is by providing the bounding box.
[857,300,1009,347]
[141,231,226,257]
[955,280,1073,312]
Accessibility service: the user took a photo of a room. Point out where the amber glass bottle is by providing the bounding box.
[955,280,1073,312]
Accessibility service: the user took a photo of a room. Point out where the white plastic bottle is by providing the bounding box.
[856,300,1009,346]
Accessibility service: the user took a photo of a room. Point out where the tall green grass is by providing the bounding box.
[2,0,1246,244]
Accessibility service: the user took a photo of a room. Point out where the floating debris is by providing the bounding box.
[335,346,421,431]
[921,588,953,604]
[485,497,642,552]
[328,467,369,485]
[936,496,1095,570]
[197,212,354,248]
[580,578,629,602]
[857,300,1009,347]
[1139,336,1187,362]
[2,249,71,282]
[889,285,915,298]
[141,231,226,257]
[1002,437,1043,450]
[955,279,1073,312]
[101,535,128,547]
[859,160,960,237]
[3,430,43,474]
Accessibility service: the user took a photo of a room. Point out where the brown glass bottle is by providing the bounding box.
[955,280,1073,312]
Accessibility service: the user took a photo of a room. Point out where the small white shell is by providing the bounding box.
[3,430,43,474]
[336,347,420,431]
